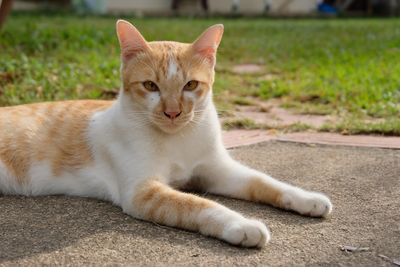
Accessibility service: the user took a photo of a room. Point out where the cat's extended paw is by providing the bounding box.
[281,189,332,217]
[221,218,270,248]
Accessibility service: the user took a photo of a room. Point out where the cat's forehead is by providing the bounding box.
[124,40,211,86]
[146,41,198,82]
[149,41,190,65]
[148,41,189,52]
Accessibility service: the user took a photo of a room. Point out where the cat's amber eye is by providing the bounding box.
[183,80,199,91]
[143,81,159,92]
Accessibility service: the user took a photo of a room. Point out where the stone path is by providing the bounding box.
[223,130,400,149]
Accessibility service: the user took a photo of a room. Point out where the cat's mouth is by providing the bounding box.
[156,116,194,134]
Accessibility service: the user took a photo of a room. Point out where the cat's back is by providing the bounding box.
[0,100,113,193]
[0,99,112,115]
[0,100,112,142]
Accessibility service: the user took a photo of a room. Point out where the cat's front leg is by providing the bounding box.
[194,153,332,217]
[123,178,270,247]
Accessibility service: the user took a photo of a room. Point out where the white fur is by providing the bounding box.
[146,91,161,110]
[183,91,196,102]
[167,57,178,79]
[0,87,332,248]
[199,206,270,247]
[0,160,19,194]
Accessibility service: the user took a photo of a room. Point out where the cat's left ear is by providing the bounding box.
[191,24,224,65]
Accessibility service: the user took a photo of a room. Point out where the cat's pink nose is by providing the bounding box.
[164,111,181,119]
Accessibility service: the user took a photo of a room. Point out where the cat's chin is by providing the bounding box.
[155,121,189,134]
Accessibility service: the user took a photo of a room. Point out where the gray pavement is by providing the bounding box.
[1,141,399,266]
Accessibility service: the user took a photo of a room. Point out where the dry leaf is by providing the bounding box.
[340,245,369,252]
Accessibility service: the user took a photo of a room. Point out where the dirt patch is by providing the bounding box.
[222,98,335,130]
[236,101,333,128]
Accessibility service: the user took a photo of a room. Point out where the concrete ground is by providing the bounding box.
[0,141,399,266]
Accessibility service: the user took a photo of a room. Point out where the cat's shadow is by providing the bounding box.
[0,194,324,263]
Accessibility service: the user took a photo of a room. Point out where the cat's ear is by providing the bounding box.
[116,20,149,61]
[192,24,224,64]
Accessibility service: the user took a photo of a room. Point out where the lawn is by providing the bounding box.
[1,13,400,135]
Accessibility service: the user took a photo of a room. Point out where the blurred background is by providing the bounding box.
[3,0,400,16]
[1,0,400,135]
[2,0,400,17]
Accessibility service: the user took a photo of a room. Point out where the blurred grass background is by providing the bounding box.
[1,13,400,134]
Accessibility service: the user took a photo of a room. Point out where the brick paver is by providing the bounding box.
[223,130,400,149]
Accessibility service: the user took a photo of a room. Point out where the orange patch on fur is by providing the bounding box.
[132,87,148,99]
[0,134,30,185]
[194,86,209,98]
[245,178,283,208]
[133,179,216,231]
[0,100,112,183]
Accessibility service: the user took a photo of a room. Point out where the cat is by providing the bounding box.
[0,20,332,248]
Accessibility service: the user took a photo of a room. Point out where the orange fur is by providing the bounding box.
[244,178,283,208]
[133,179,222,233]
[0,100,112,182]
[122,41,213,115]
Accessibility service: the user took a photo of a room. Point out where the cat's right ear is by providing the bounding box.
[116,20,149,62]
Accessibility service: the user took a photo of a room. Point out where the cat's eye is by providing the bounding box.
[143,81,159,92]
[183,80,199,91]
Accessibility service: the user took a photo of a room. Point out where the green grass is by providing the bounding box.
[321,117,400,136]
[232,97,255,106]
[222,118,260,130]
[1,13,400,134]
[222,118,313,133]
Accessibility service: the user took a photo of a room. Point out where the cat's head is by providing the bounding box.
[116,20,223,134]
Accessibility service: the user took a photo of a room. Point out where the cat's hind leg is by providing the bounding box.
[193,154,332,218]
[124,179,270,247]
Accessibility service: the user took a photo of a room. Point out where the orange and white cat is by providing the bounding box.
[0,20,332,248]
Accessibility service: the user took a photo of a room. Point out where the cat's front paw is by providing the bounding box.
[281,189,332,217]
[221,218,270,248]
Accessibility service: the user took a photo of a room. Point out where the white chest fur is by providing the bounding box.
[87,100,222,202]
